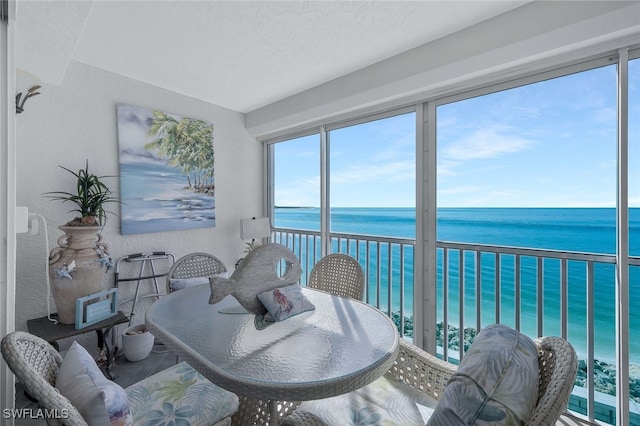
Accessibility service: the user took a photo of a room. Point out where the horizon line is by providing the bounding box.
[275,206,630,209]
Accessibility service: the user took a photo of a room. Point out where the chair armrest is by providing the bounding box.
[388,339,458,401]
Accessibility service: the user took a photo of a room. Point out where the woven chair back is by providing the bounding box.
[1,331,88,426]
[527,336,578,425]
[307,253,365,300]
[166,252,227,293]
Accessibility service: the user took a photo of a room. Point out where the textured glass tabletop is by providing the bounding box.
[146,284,399,400]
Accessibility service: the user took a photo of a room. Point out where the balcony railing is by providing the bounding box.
[272,227,640,425]
[272,227,415,338]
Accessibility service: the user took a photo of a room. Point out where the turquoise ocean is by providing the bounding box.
[119,161,215,235]
[275,207,640,365]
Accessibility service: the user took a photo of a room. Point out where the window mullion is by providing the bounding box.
[320,126,330,257]
[615,46,630,426]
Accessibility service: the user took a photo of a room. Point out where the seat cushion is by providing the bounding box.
[125,361,239,426]
[282,372,438,426]
[56,341,132,426]
[427,323,539,425]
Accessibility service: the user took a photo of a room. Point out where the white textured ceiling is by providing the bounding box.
[15,1,531,113]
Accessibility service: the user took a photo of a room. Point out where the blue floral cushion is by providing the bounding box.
[428,324,539,425]
[126,362,239,426]
[257,284,315,322]
[282,372,438,425]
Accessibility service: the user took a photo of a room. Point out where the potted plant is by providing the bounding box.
[45,161,120,324]
[45,160,120,226]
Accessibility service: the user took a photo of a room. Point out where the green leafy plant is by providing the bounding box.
[45,160,120,226]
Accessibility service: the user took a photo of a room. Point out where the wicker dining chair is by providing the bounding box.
[165,252,227,294]
[307,253,365,300]
[164,252,228,363]
[283,336,578,426]
[528,336,579,426]
[1,331,239,426]
[2,332,88,426]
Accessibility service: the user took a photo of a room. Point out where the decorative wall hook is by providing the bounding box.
[15,85,41,113]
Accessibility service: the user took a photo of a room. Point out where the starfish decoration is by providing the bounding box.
[97,253,114,271]
[54,265,74,280]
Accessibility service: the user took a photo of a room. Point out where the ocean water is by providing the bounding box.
[275,207,640,364]
[119,161,215,234]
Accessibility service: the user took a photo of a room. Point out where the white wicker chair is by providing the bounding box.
[283,336,578,425]
[307,253,364,300]
[2,332,87,426]
[165,252,228,363]
[1,331,238,426]
[165,252,227,294]
[529,336,579,426]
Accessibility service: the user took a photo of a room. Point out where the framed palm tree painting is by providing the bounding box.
[116,103,215,234]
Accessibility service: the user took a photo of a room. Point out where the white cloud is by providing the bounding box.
[441,126,534,162]
[438,185,483,195]
[331,160,415,184]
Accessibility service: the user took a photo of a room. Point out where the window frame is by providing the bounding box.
[264,44,640,424]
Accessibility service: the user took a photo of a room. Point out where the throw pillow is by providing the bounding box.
[169,272,229,292]
[257,284,315,321]
[428,324,539,426]
[56,341,132,426]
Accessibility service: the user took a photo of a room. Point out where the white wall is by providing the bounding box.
[14,61,261,341]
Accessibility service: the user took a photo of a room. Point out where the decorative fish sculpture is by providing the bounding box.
[209,243,302,315]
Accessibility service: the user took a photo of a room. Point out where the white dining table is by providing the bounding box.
[145,283,399,423]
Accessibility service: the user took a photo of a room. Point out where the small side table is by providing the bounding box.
[27,311,128,380]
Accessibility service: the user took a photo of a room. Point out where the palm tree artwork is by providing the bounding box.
[144,110,215,195]
[116,103,216,235]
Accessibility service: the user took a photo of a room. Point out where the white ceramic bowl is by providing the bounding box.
[122,324,155,362]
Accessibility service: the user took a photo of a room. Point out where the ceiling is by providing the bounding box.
[15,1,532,113]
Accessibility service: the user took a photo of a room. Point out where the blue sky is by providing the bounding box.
[274,113,415,208]
[275,60,639,208]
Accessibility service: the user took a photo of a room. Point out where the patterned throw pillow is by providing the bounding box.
[428,324,540,425]
[56,341,132,426]
[257,284,315,321]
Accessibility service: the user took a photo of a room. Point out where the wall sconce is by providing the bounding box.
[16,69,42,114]
[240,217,271,253]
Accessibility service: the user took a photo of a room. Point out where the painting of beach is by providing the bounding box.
[116,103,215,235]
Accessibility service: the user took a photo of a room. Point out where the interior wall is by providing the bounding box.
[14,60,261,338]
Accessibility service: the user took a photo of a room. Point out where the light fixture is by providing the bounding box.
[15,69,42,114]
[240,217,271,253]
